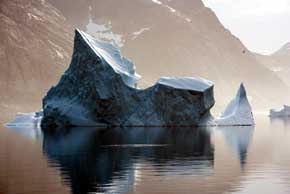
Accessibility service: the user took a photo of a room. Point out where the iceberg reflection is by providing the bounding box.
[270,117,290,130]
[42,127,214,194]
[217,126,254,166]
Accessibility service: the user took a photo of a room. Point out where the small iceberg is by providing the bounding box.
[270,105,290,117]
[6,111,43,127]
[214,83,254,126]
[5,111,43,139]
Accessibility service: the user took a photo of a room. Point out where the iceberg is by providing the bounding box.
[6,111,43,127]
[41,29,215,129]
[270,105,290,117]
[214,83,254,126]
[5,111,43,139]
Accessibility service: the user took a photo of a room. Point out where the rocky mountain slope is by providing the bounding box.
[255,42,290,88]
[48,0,290,111]
[0,0,73,119]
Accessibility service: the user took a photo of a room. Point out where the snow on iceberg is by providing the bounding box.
[214,83,254,126]
[270,105,290,117]
[78,29,141,88]
[158,77,213,92]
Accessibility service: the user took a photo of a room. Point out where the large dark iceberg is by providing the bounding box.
[41,30,215,129]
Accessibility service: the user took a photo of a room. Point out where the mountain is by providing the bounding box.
[48,0,290,111]
[0,0,73,119]
[255,42,290,88]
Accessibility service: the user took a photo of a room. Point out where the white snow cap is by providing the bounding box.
[215,83,255,126]
[77,29,141,88]
[158,77,213,92]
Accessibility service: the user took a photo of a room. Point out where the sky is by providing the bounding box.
[202,0,290,55]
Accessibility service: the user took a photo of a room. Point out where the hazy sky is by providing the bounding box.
[202,0,290,55]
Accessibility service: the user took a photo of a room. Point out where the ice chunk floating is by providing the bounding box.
[5,112,43,139]
[214,83,254,126]
[41,30,215,129]
[6,111,42,127]
[270,105,290,117]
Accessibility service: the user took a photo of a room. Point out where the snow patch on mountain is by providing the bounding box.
[132,28,150,40]
[165,5,176,13]
[86,19,124,48]
[149,0,191,22]
[152,0,162,5]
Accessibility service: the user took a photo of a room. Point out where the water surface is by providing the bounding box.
[1,115,290,194]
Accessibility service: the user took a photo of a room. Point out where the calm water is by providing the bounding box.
[1,115,290,194]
